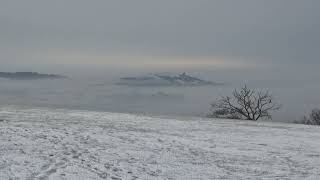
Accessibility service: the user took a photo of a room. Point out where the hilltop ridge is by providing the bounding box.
[0,72,66,80]
[115,72,222,86]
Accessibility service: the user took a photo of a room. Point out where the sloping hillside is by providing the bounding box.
[0,107,320,179]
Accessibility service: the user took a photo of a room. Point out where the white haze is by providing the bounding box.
[1,0,320,122]
[0,65,320,123]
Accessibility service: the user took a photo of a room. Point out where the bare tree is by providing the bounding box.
[297,109,320,125]
[209,85,281,121]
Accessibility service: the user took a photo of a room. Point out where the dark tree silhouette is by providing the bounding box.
[209,85,281,121]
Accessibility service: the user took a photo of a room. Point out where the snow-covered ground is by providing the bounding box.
[0,107,320,180]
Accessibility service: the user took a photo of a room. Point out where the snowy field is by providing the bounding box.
[0,107,320,180]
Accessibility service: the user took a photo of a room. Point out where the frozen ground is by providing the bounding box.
[0,107,320,180]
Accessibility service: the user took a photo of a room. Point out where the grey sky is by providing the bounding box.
[1,0,319,70]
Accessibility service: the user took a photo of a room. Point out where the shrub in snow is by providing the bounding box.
[297,109,320,126]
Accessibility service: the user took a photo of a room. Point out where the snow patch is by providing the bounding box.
[0,107,320,179]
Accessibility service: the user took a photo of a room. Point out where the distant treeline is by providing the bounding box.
[0,72,66,80]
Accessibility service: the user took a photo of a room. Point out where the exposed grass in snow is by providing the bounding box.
[0,107,320,180]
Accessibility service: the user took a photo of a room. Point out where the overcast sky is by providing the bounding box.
[1,0,319,71]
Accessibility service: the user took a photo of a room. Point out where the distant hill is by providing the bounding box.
[0,72,66,80]
[115,73,223,86]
